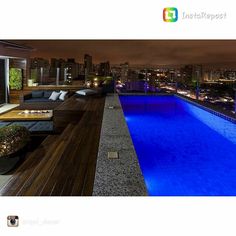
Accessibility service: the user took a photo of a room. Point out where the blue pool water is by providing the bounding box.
[119,95,236,196]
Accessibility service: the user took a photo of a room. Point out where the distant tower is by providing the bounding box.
[99,61,110,76]
[120,62,129,83]
[84,54,93,80]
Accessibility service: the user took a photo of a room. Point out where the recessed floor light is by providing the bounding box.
[108,151,119,159]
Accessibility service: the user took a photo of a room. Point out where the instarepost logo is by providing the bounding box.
[163,8,178,22]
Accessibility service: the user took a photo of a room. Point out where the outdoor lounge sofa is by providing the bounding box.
[19,90,70,110]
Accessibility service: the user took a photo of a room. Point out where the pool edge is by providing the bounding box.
[93,94,148,196]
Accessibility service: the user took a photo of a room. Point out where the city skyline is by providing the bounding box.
[9,40,236,67]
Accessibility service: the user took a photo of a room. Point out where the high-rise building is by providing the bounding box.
[67,58,76,63]
[120,62,129,83]
[93,64,100,75]
[30,58,50,69]
[99,61,110,76]
[50,58,66,78]
[29,58,50,85]
[50,58,66,68]
[84,54,93,78]
[78,63,85,75]
[61,61,80,81]
[179,64,203,84]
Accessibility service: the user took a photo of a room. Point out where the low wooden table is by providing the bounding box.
[0,110,53,121]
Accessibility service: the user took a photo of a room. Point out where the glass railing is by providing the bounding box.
[28,67,82,86]
[115,73,236,117]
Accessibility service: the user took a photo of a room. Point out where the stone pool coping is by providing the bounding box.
[92,94,147,196]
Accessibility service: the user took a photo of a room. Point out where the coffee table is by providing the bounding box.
[0,110,53,121]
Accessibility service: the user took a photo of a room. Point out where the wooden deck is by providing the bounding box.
[0,95,105,196]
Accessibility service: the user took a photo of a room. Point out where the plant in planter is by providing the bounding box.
[9,68,23,90]
[0,125,30,158]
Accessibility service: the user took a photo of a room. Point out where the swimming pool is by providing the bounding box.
[119,95,236,196]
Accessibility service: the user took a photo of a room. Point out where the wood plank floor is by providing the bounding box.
[0,95,105,196]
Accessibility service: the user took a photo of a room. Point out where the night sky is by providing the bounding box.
[10,40,236,66]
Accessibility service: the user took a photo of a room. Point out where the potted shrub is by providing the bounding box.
[0,125,30,174]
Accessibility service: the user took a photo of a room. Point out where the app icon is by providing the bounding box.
[163,8,178,22]
[7,216,19,227]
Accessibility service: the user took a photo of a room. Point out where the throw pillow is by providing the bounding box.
[49,91,60,101]
[59,91,68,101]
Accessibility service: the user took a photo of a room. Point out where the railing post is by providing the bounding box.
[196,70,200,100]
[40,67,43,85]
[234,89,236,115]
[56,67,60,85]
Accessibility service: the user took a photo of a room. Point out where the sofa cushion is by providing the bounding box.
[49,91,61,101]
[32,90,44,98]
[29,121,53,132]
[76,89,97,96]
[24,98,50,103]
[10,121,36,129]
[0,122,11,128]
[43,91,52,98]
